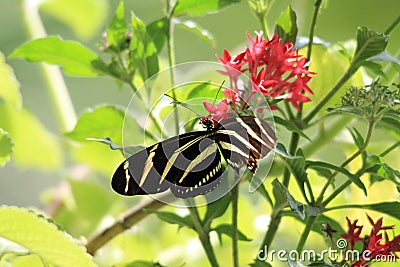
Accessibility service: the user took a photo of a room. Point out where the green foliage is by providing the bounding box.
[10,36,101,76]
[0,52,21,109]
[0,206,96,267]
[274,5,298,44]
[0,129,13,167]
[172,0,241,17]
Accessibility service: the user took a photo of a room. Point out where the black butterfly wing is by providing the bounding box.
[111,130,225,198]
[215,116,276,173]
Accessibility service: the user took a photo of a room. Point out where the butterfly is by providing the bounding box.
[111,115,276,198]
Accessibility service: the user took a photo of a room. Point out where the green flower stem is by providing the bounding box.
[380,140,400,157]
[187,206,220,267]
[384,14,400,35]
[22,0,76,132]
[317,120,375,203]
[231,184,239,267]
[259,15,269,39]
[258,210,282,253]
[296,215,317,252]
[166,1,180,135]
[304,67,354,124]
[306,0,323,61]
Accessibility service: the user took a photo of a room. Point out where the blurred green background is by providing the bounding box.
[0,0,399,266]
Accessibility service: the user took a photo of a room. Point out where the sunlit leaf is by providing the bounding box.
[0,129,13,167]
[0,236,29,258]
[353,26,388,66]
[0,206,96,267]
[146,18,168,53]
[130,13,159,84]
[114,260,165,267]
[275,5,298,45]
[0,52,21,109]
[10,36,101,76]
[40,0,109,40]
[106,1,128,51]
[172,0,240,17]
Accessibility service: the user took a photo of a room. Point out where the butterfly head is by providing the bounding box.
[200,117,217,131]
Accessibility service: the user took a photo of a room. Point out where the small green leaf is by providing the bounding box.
[146,18,168,53]
[146,210,194,229]
[274,5,298,45]
[274,143,301,159]
[272,179,305,219]
[203,194,231,228]
[213,224,251,244]
[334,202,400,220]
[66,105,143,146]
[172,0,240,17]
[0,129,13,167]
[175,19,215,47]
[106,1,128,51]
[0,206,96,267]
[306,161,367,195]
[0,52,21,109]
[274,116,310,141]
[130,13,159,84]
[10,36,101,76]
[283,149,308,193]
[353,26,388,68]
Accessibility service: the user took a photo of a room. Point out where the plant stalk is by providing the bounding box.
[231,184,239,267]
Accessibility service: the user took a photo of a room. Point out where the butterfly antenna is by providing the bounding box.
[209,80,225,115]
[163,93,201,117]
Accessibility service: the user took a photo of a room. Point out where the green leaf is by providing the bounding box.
[0,103,62,170]
[353,26,388,68]
[6,254,45,267]
[0,206,96,267]
[306,161,367,196]
[146,210,194,229]
[172,0,241,17]
[0,129,13,167]
[203,194,231,228]
[274,116,310,141]
[66,105,143,146]
[175,19,215,47]
[114,260,165,267]
[274,143,301,159]
[347,127,367,162]
[146,18,168,53]
[0,52,21,109]
[10,36,101,76]
[272,179,305,219]
[40,0,109,40]
[130,13,159,83]
[282,148,308,193]
[334,202,400,220]
[274,5,298,45]
[365,154,400,186]
[213,224,252,244]
[106,1,128,51]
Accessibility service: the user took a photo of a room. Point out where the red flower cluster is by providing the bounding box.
[203,32,314,122]
[340,215,400,267]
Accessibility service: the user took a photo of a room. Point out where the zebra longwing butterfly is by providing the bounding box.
[111,116,276,198]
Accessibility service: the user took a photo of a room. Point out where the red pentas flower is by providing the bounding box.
[341,217,364,250]
[202,99,231,125]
